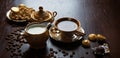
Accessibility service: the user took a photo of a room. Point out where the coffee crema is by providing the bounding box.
[27,27,46,34]
[57,21,78,31]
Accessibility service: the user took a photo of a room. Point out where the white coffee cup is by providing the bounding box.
[54,17,85,42]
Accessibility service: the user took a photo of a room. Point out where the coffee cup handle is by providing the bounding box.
[74,31,85,36]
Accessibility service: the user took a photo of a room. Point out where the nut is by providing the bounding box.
[82,39,91,47]
[88,34,97,41]
[97,34,106,41]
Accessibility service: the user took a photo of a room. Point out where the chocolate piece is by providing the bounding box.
[93,46,105,55]
[101,43,110,54]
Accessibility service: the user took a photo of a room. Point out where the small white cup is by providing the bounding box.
[54,17,85,42]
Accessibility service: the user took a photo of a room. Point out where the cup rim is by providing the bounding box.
[54,17,81,32]
[25,22,48,35]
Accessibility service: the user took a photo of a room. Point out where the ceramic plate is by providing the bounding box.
[6,10,27,22]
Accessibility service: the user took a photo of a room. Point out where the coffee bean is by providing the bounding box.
[12,48,16,51]
[5,37,10,40]
[72,52,75,55]
[18,53,22,56]
[63,54,67,57]
[86,52,88,54]
[17,46,21,49]
[5,47,10,51]
[54,51,58,54]
[58,49,61,52]
[19,36,24,39]
[13,38,17,40]
[7,35,12,37]
[11,32,15,35]
[8,44,12,47]
[53,56,56,58]
[24,41,28,43]
[18,50,21,52]
[16,39,20,42]
[70,54,73,58]
[62,50,66,54]
[8,41,12,44]
[12,44,16,47]
[48,53,54,57]
[80,57,84,58]
[14,33,19,35]
[65,52,68,56]
[50,48,53,51]
[20,39,24,43]
[50,51,54,54]
[13,52,18,56]
[11,50,15,53]
[10,54,14,57]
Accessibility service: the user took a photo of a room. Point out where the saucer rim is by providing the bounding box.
[49,26,85,43]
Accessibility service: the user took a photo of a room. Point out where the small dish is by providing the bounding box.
[6,10,27,22]
[49,26,85,43]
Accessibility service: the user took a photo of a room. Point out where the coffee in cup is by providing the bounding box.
[57,20,78,31]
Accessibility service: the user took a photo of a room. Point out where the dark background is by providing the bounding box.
[0,0,120,58]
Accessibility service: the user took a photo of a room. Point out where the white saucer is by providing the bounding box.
[6,10,27,22]
[49,26,85,43]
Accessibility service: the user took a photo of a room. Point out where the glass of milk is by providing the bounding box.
[23,22,49,49]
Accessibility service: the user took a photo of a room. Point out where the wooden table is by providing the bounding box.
[0,0,120,58]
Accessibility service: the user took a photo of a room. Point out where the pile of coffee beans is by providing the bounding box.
[47,48,76,58]
[5,27,27,58]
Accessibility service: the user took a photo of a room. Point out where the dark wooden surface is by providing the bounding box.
[0,0,120,58]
